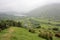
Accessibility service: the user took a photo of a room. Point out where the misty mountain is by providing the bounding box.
[0,13,15,20]
[26,4,60,20]
[0,13,27,20]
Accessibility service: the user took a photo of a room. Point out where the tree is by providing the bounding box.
[17,22,22,27]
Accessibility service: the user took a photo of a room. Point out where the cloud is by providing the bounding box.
[0,0,60,13]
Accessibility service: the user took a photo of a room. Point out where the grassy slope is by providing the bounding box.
[0,18,60,40]
[0,27,45,40]
[31,17,60,29]
[0,27,60,40]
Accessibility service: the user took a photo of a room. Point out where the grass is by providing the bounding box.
[0,18,60,40]
[0,27,60,40]
[0,27,45,40]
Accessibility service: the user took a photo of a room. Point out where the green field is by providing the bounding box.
[0,17,60,40]
[0,27,45,40]
[0,27,60,40]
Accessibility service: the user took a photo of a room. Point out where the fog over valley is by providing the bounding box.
[0,0,60,16]
[0,0,60,20]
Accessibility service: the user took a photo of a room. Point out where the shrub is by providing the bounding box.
[36,25,41,28]
[29,28,35,33]
[0,28,2,32]
[48,28,51,30]
[52,27,59,31]
[55,32,60,37]
[38,31,53,40]
[55,24,60,26]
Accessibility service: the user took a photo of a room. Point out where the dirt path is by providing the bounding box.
[1,27,14,40]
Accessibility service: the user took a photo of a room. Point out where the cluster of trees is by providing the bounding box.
[28,28,53,40]
[0,20,22,31]
[38,30,53,40]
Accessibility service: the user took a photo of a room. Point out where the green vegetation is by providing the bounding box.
[0,17,60,40]
[0,20,22,31]
[0,27,45,40]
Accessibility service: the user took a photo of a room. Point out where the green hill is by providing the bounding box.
[0,27,45,40]
[26,3,60,21]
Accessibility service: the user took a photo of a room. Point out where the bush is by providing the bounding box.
[38,31,53,40]
[29,28,35,33]
[55,24,60,26]
[52,27,59,31]
[55,32,60,37]
[0,28,2,32]
[36,25,41,28]
[48,28,51,30]
[0,23,7,30]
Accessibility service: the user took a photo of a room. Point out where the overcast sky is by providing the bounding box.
[0,0,60,13]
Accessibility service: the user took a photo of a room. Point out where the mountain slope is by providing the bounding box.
[26,3,60,20]
[0,13,15,20]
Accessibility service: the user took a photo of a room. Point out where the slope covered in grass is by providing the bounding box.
[0,27,45,40]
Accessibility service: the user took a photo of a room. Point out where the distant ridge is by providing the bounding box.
[26,3,60,20]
